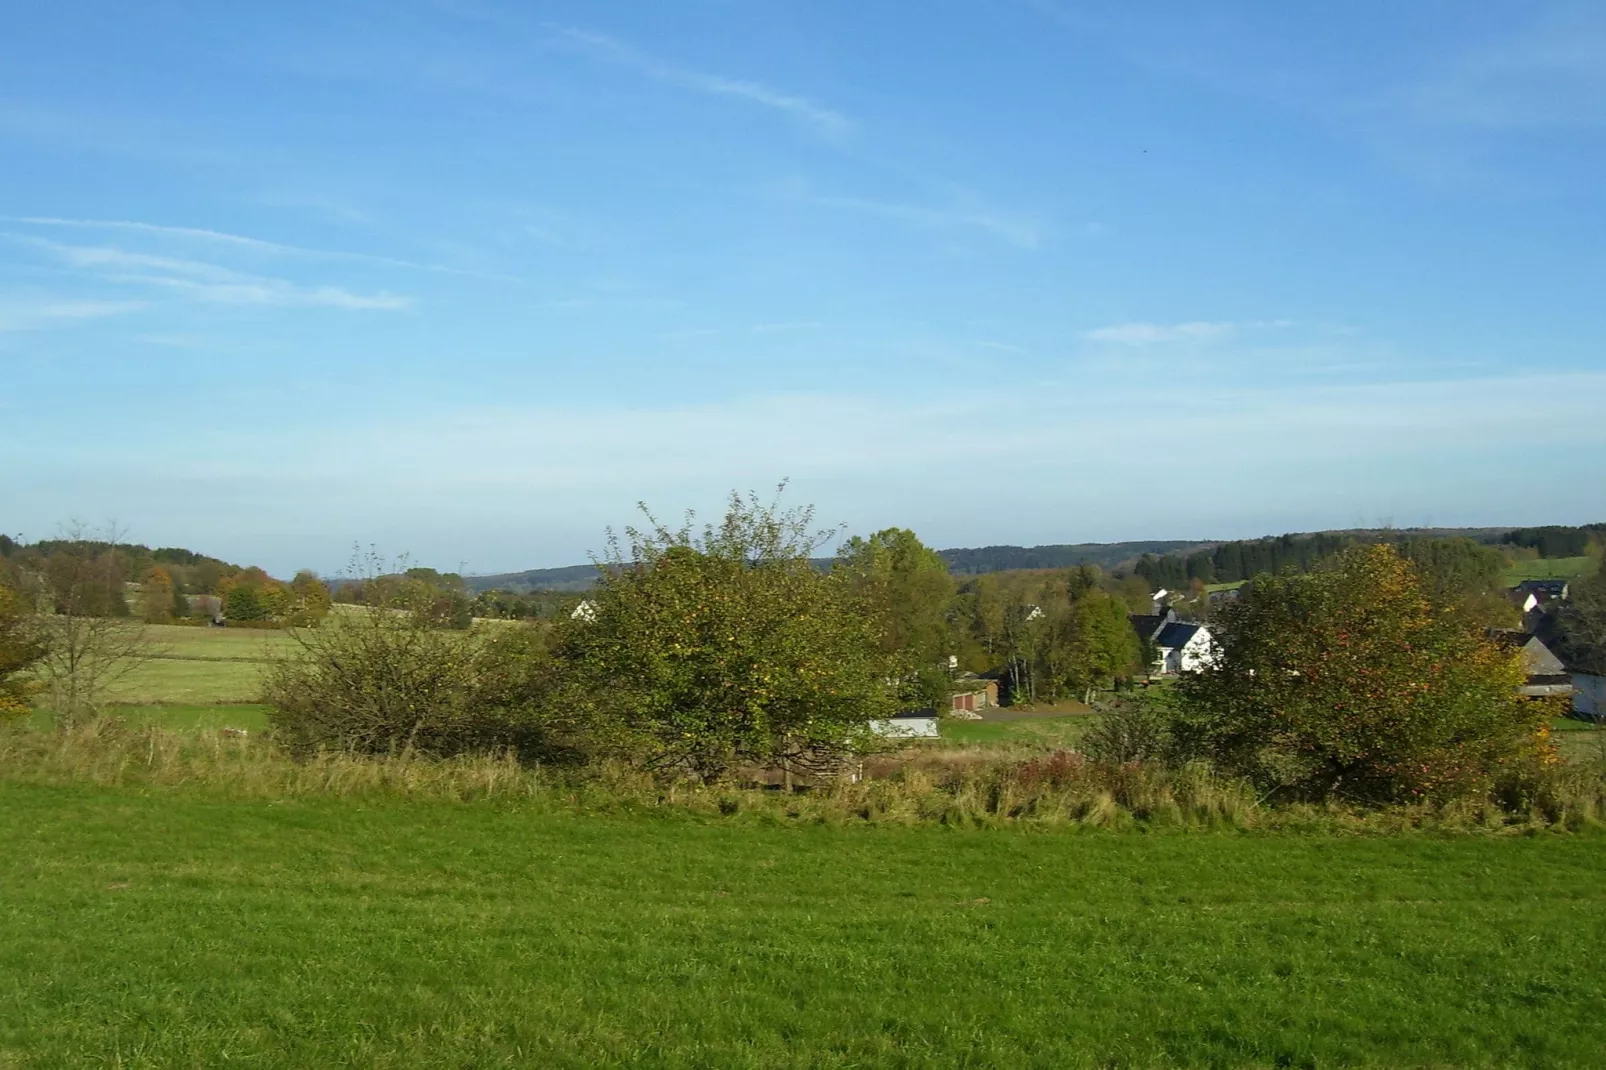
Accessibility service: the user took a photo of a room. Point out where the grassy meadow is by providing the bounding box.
[1,782,1604,1068]
[1502,556,1599,584]
[7,615,1606,1065]
[106,623,293,705]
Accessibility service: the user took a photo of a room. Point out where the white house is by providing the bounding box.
[1153,621,1213,675]
[570,599,598,622]
[869,710,941,739]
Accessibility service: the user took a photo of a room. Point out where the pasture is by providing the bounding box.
[107,624,294,705]
[2,782,1604,1068]
[1503,556,1599,584]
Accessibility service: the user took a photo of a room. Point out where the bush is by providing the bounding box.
[556,490,899,780]
[1080,694,1175,765]
[263,605,574,763]
[0,585,48,723]
[1175,544,1550,805]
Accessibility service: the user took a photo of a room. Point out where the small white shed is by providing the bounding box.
[869,710,941,739]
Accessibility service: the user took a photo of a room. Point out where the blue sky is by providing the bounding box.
[3,1,1604,576]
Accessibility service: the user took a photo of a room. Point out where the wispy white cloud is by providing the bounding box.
[975,340,1033,357]
[1084,319,1292,345]
[17,236,410,311]
[115,273,410,309]
[797,190,1042,249]
[658,321,823,342]
[1084,321,1236,345]
[552,26,852,138]
[1400,9,1606,131]
[0,298,145,332]
[2,216,518,282]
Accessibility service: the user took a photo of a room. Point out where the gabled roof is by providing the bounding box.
[1155,621,1204,649]
[1513,579,1569,597]
[1129,614,1166,642]
[1488,628,1535,652]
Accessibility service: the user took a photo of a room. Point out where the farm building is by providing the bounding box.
[1489,630,1575,700]
[950,675,998,714]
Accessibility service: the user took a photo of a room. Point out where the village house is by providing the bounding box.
[1509,579,1570,615]
[1129,609,1213,675]
[1489,630,1575,700]
[1154,621,1213,674]
[1129,608,1178,645]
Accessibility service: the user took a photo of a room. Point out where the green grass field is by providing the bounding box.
[1503,556,1599,584]
[938,713,1093,748]
[2,782,1604,1068]
[102,624,295,705]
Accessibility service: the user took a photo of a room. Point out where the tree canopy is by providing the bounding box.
[557,491,898,779]
[1176,544,1547,804]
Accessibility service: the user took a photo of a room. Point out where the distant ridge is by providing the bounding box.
[464,525,1586,594]
[465,539,1214,593]
[937,540,1211,575]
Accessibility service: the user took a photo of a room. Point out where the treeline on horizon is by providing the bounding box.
[1132,524,1606,590]
[5,522,1603,613]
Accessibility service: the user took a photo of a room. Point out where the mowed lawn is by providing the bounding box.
[3,785,1605,1068]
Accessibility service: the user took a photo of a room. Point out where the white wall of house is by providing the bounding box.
[1575,674,1606,719]
[1159,629,1215,674]
[1180,630,1214,673]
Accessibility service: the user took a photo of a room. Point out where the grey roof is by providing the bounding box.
[1513,579,1569,596]
[1155,622,1203,649]
[1129,614,1167,642]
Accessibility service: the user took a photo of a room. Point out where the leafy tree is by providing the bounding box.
[558,489,898,781]
[835,527,956,709]
[1555,566,1606,674]
[0,584,48,723]
[1176,544,1547,805]
[222,583,269,622]
[140,567,176,624]
[288,570,333,626]
[1398,537,1514,627]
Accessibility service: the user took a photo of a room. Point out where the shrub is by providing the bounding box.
[263,603,574,763]
[556,490,899,780]
[0,585,48,723]
[1080,694,1176,765]
[1176,544,1550,805]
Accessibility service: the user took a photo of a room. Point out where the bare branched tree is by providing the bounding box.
[34,522,159,728]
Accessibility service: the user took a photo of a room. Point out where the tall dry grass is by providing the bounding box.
[4,719,1605,832]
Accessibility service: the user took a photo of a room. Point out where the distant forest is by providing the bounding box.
[465,540,1212,594]
[8,521,1600,602]
[469,525,1605,595]
[1133,524,1605,590]
[936,540,1208,575]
